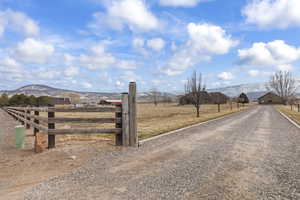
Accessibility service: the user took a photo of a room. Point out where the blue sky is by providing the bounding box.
[0,0,300,93]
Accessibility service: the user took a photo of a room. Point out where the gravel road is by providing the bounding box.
[23,106,300,199]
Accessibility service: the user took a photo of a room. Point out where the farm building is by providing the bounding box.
[49,97,71,106]
[179,91,229,105]
[209,92,229,104]
[258,92,283,104]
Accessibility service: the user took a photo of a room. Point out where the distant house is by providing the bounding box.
[209,92,229,104]
[179,91,228,105]
[258,92,283,104]
[49,97,71,106]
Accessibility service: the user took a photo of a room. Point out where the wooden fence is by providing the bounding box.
[4,82,138,149]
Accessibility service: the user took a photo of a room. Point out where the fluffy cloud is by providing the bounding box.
[238,40,300,66]
[248,70,260,77]
[162,23,238,76]
[147,38,165,51]
[79,44,116,70]
[187,23,238,54]
[243,0,300,29]
[132,37,145,49]
[0,9,39,37]
[0,57,22,73]
[218,72,234,80]
[276,64,293,72]
[64,66,79,77]
[159,0,202,7]
[90,0,159,31]
[82,82,92,89]
[14,38,54,64]
[79,43,137,70]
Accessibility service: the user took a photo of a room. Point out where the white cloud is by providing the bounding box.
[91,0,159,31]
[243,0,300,29]
[218,72,234,80]
[248,70,260,77]
[187,23,238,54]
[132,37,145,49]
[238,40,300,66]
[64,66,79,77]
[162,23,238,76]
[36,70,60,79]
[14,38,54,64]
[147,38,165,51]
[120,71,140,82]
[79,44,116,70]
[118,60,137,69]
[82,82,92,89]
[0,57,22,73]
[0,9,39,37]
[276,64,293,72]
[79,43,137,70]
[159,0,203,7]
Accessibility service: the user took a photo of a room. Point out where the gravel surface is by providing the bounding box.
[22,106,300,200]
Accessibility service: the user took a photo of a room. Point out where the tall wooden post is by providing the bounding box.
[48,111,55,148]
[34,111,39,136]
[115,104,123,146]
[129,82,137,147]
[26,109,31,129]
[122,93,129,146]
[218,104,220,113]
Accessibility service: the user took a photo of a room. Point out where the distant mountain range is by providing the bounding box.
[208,82,300,99]
[0,84,174,102]
[0,83,299,101]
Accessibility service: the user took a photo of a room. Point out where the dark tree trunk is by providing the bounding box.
[196,105,200,118]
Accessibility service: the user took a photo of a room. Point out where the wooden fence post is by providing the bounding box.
[115,104,123,146]
[122,93,129,146]
[34,111,39,136]
[20,110,25,125]
[129,82,137,147]
[48,111,55,148]
[26,109,31,129]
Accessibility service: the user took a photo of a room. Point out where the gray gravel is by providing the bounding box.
[24,106,300,200]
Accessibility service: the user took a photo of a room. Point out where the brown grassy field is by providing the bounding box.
[39,103,249,143]
[275,105,300,125]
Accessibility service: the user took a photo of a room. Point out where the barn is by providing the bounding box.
[258,92,283,104]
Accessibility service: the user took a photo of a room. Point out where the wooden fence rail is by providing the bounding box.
[4,82,138,150]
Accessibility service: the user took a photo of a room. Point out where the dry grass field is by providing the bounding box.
[39,103,249,143]
[275,105,300,125]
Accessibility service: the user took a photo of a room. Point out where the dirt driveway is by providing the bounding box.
[0,109,117,200]
[20,106,300,200]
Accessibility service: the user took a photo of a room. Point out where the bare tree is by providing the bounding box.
[185,71,206,117]
[267,71,298,104]
[150,87,160,106]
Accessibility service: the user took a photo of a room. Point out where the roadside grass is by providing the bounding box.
[39,103,249,142]
[275,105,300,125]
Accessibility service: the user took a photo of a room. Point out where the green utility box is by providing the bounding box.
[15,125,25,149]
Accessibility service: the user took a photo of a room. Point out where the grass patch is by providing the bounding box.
[275,105,300,125]
[39,103,250,142]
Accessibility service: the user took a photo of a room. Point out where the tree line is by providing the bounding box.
[0,94,50,107]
